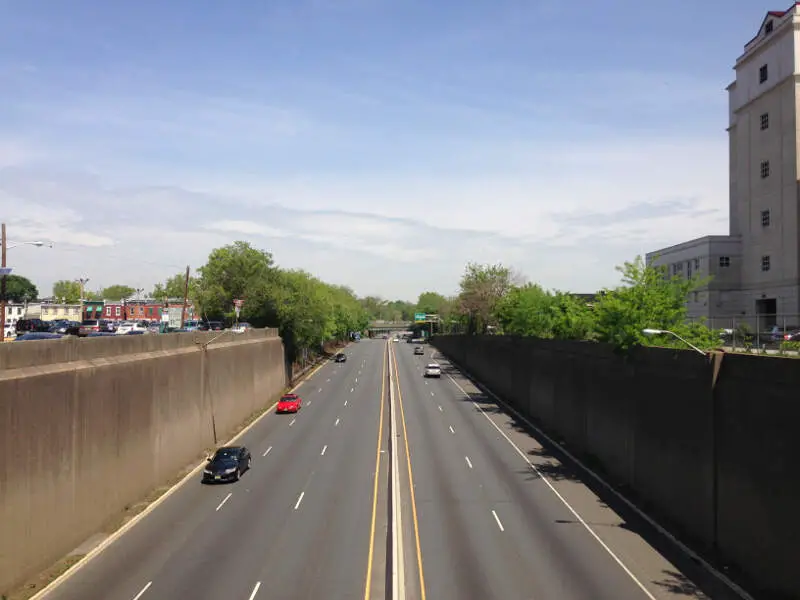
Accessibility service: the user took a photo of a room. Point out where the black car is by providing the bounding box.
[334,353,347,363]
[202,446,251,483]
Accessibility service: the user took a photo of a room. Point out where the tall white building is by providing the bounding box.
[648,4,800,326]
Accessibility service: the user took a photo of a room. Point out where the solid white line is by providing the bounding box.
[388,341,406,598]
[215,493,232,512]
[465,456,473,469]
[247,581,261,600]
[335,417,340,426]
[294,492,305,510]
[321,445,327,456]
[492,510,505,532]
[449,425,455,434]
[446,373,658,600]
[263,446,272,457]
[289,418,296,427]
[344,400,348,406]
[438,405,443,412]
[131,581,152,600]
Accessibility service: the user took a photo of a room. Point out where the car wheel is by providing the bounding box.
[234,469,240,481]
[247,457,252,470]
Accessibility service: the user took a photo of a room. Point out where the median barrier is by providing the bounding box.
[432,335,800,599]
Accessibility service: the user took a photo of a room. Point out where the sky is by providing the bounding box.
[0,0,774,301]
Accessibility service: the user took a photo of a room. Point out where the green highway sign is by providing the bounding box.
[414,312,426,323]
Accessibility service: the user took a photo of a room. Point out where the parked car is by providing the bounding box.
[15,319,50,333]
[79,319,112,336]
[15,332,63,342]
[230,322,253,333]
[202,446,252,483]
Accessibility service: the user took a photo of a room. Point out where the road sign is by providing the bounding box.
[414,312,426,323]
[0,267,12,276]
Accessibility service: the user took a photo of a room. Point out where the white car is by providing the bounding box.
[424,363,441,378]
[115,323,148,335]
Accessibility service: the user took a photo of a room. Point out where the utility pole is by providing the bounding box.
[76,277,90,320]
[180,265,190,329]
[1,223,7,340]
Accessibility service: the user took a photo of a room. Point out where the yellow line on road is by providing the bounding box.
[390,341,427,599]
[363,341,387,600]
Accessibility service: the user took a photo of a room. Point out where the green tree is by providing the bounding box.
[416,291,447,315]
[3,274,38,302]
[196,241,275,318]
[52,280,82,303]
[457,262,518,334]
[152,272,197,300]
[101,284,136,301]
[592,255,715,350]
[495,284,594,340]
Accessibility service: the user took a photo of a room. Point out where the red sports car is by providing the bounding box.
[276,393,302,414]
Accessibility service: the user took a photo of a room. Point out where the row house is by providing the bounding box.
[97,298,197,322]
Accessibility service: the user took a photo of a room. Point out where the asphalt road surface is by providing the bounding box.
[40,340,390,600]
[37,338,741,600]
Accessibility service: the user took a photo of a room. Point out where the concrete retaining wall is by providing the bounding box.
[432,335,800,599]
[0,330,286,594]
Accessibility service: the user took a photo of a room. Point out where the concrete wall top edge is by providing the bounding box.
[0,328,280,371]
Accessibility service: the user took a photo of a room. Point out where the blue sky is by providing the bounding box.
[0,0,772,300]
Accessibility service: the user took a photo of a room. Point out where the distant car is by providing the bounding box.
[202,446,251,483]
[424,363,442,378]
[276,393,302,413]
[116,322,148,335]
[414,346,424,355]
[231,322,253,333]
[334,353,347,363]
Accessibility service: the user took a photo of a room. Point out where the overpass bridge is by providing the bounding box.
[367,321,412,335]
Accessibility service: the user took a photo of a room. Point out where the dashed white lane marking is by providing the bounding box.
[215,492,232,512]
[321,445,327,456]
[492,510,505,532]
[263,446,272,457]
[465,456,473,469]
[326,378,331,382]
[289,418,296,427]
[351,387,354,393]
[355,377,358,383]
[247,581,262,600]
[335,417,340,426]
[318,388,322,393]
[449,425,455,434]
[307,401,312,407]
[131,581,152,600]
[344,400,348,406]
[294,491,305,510]
[430,391,435,396]
[438,405,443,412]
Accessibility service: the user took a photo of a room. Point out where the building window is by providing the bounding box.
[761,255,771,271]
[105,307,111,316]
[693,258,700,271]
[687,260,693,278]
[760,112,769,130]
[765,20,774,34]
[759,64,769,83]
[760,160,770,178]
[115,306,121,316]
[719,256,731,268]
[692,292,699,303]
[761,209,771,226]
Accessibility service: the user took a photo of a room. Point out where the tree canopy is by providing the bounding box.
[52,280,82,303]
[3,274,38,302]
[442,255,721,352]
[101,285,136,301]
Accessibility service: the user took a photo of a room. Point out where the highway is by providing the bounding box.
[35,337,737,600]
[39,340,390,600]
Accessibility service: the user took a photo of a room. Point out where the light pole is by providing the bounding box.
[642,328,706,356]
[1,223,52,340]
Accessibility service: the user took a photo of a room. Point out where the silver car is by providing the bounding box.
[424,363,441,378]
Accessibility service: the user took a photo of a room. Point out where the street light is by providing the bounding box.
[1,223,53,340]
[642,328,706,356]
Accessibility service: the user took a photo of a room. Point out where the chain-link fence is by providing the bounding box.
[688,314,800,350]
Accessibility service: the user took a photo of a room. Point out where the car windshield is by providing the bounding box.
[280,397,297,402]
[427,364,440,369]
[213,449,239,460]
